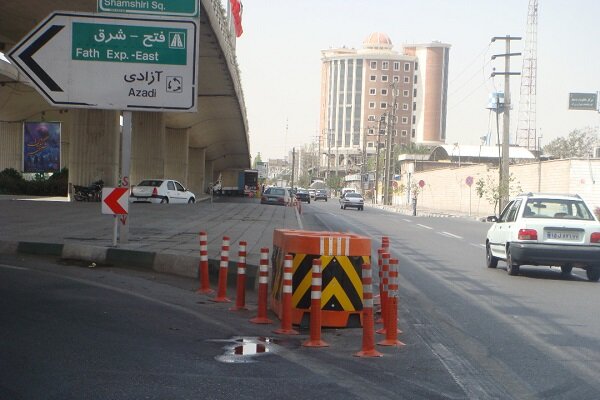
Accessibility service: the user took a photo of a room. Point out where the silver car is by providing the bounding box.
[340,192,364,211]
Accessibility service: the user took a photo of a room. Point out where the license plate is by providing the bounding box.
[545,231,581,241]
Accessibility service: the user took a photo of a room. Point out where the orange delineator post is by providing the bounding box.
[302,259,329,347]
[230,241,248,311]
[378,258,404,347]
[197,231,213,294]
[354,262,382,357]
[375,247,385,324]
[250,248,272,324]
[273,254,299,335]
[382,236,389,249]
[214,236,231,303]
[376,252,390,334]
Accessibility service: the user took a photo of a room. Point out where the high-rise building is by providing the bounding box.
[319,32,450,176]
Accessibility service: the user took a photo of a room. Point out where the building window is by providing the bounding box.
[393,75,399,83]
[402,103,409,110]
[368,128,375,135]
[393,130,397,136]
[370,61,377,70]
[393,61,400,71]
[369,102,375,109]
[413,102,417,111]
[369,88,376,95]
[381,89,388,96]
[381,75,388,82]
[382,61,389,70]
[368,142,374,147]
[401,130,408,136]
[403,76,410,84]
[413,88,417,97]
[411,129,416,138]
[414,62,418,70]
[402,116,408,124]
[370,75,376,82]
[380,102,387,109]
[403,90,409,97]
[404,62,410,72]
[368,115,376,121]
[394,103,399,110]
[412,115,416,124]
[414,75,418,84]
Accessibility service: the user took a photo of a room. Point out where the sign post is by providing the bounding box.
[7,11,197,112]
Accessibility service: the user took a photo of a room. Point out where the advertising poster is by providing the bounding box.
[23,121,61,173]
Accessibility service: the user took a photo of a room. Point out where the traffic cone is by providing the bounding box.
[230,241,248,311]
[354,262,383,357]
[197,231,213,294]
[213,236,231,302]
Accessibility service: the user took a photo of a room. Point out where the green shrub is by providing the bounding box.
[0,167,68,196]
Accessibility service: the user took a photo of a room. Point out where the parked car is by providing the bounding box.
[308,189,316,198]
[295,188,311,203]
[340,192,364,211]
[130,179,195,204]
[261,186,291,206]
[314,189,328,201]
[486,193,600,281]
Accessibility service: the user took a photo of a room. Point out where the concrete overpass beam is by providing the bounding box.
[0,122,22,171]
[165,127,189,185]
[131,112,165,186]
[69,109,120,186]
[188,147,205,196]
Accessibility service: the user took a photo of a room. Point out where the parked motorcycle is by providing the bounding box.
[73,180,104,202]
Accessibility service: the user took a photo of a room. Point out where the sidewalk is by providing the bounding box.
[0,196,301,288]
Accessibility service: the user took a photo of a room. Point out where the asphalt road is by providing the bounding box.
[301,198,600,399]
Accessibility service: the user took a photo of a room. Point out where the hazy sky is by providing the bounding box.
[235,1,600,161]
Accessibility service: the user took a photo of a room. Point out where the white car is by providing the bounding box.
[130,179,195,204]
[486,193,600,281]
[340,192,364,211]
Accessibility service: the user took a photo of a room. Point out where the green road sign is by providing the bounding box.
[72,22,188,65]
[98,0,199,17]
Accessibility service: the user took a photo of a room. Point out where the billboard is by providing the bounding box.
[568,93,598,110]
[23,122,61,173]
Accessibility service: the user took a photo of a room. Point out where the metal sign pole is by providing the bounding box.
[119,111,132,245]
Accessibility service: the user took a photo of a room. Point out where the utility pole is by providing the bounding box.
[374,114,385,204]
[491,35,521,212]
[290,147,296,190]
[383,83,398,205]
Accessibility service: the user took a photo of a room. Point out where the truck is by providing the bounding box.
[213,168,259,197]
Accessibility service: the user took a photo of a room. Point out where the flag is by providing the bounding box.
[230,0,243,37]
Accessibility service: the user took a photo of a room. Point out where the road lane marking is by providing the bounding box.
[469,243,486,249]
[440,231,463,239]
[417,224,433,230]
[403,219,412,222]
[0,264,29,271]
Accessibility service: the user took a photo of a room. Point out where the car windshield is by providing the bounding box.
[525,198,595,220]
[138,180,163,187]
[270,188,286,196]
[345,193,361,198]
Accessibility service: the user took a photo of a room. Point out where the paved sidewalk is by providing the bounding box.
[0,196,301,287]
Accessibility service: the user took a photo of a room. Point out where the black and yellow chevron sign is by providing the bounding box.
[290,253,368,311]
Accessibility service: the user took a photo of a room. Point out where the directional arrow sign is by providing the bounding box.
[102,187,129,215]
[8,11,197,112]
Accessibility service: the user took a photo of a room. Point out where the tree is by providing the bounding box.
[543,127,599,159]
[475,173,522,214]
[252,153,263,169]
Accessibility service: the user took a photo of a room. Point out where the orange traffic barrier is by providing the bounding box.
[273,255,299,335]
[197,231,213,294]
[378,258,404,347]
[302,259,329,347]
[250,248,272,324]
[354,262,382,357]
[230,241,248,311]
[271,229,370,328]
[376,252,390,334]
[214,236,231,303]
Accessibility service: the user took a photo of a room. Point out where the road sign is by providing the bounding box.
[98,0,199,17]
[465,176,474,187]
[102,187,129,215]
[418,180,425,188]
[568,93,598,111]
[8,11,197,112]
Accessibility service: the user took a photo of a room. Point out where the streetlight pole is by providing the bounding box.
[374,114,386,204]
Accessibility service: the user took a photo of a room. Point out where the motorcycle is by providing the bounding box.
[73,180,104,202]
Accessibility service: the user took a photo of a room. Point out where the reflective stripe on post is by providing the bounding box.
[378,258,404,347]
[250,247,272,324]
[376,252,390,334]
[214,236,231,302]
[274,254,299,335]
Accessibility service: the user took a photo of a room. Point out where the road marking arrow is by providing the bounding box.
[102,187,129,215]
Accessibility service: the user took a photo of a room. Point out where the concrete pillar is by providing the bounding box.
[0,122,22,171]
[59,111,71,170]
[130,112,165,186]
[205,158,214,192]
[188,147,205,195]
[165,127,189,185]
[69,109,120,186]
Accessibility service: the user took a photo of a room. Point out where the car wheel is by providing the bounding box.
[486,242,498,269]
[308,200,310,204]
[359,206,363,211]
[506,246,520,276]
[188,197,195,204]
[560,265,573,275]
[161,197,169,204]
[586,268,600,282]
[325,199,327,202]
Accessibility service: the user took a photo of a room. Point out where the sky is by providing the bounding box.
[235,0,600,161]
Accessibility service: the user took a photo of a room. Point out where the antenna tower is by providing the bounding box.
[515,0,538,150]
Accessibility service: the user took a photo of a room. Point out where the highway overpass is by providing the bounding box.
[0,0,250,194]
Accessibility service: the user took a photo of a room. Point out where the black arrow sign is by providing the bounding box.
[18,24,64,92]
